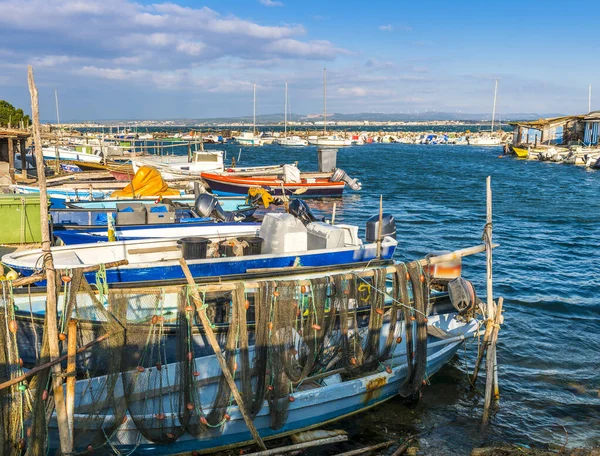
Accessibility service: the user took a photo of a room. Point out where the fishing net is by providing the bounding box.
[1,260,435,453]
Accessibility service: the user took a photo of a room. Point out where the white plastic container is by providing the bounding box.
[260,213,307,254]
[306,222,346,250]
[335,224,361,246]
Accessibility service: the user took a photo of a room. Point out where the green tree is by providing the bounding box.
[0,100,30,127]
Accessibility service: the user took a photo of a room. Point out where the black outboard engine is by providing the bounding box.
[365,213,396,243]
[288,199,324,225]
[447,277,477,315]
[194,194,244,222]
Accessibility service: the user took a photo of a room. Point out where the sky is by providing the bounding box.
[0,0,599,121]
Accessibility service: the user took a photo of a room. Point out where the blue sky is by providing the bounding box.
[0,0,598,120]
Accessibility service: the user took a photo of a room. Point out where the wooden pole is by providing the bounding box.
[66,319,77,437]
[376,194,383,258]
[0,331,113,391]
[485,176,493,320]
[7,138,15,184]
[333,441,394,456]
[28,64,73,454]
[20,138,27,179]
[331,202,336,225]
[179,258,267,451]
[247,434,348,456]
[482,297,503,425]
[54,143,60,174]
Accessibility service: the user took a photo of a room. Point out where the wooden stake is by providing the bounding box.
[179,258,267,450]
[376,194,383,258]
[331,202,336,225]
[470,313,495,386]
[333,440,394,456]
[66,319,77,437]
[20,138,27,180]
[7,138,15,184]
[485,176,493,320]
[482,297,503,425]
[28,64,73,454]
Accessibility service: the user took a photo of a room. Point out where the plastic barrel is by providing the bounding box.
[178,237,209,260]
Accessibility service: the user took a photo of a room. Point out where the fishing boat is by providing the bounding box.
[468,80,502,147]
[53,221,262,245]
[63,196,248,211]
[41,145,104,164]
[3,212,397,285]
[201,172,347,197]
[131,151,225,180]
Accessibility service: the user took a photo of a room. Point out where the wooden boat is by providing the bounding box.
[201,172,346,197]
[41,146,104,164]
[3,231,397,285]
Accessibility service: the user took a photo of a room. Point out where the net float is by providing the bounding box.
[17,439,26,450]
[273,290,279,297]
[406,272,410,280]
[155,413,165,420]
[420,274,425,282]
[200,416,208,425]
[8,320,17,334]
[42,390,49,401]
[224,413,231,421]
[268,322,273,331]
[350,357,357,365]
[245,299,250,310]
[186,403,194,410]
[155,362,162,371]
[187,352,193,361]
[166,433,175,439]
[61,275,71,283]
[267,385,274,391]
[396,337,403,344]
[193,371,200,377]
[300,285,307,294]
[375,308,384,315]
[185,305,193,312]
[87,445,93,453]
[136,366,145,373]
[288,395,295,402]
[151,315,159,325]
[58,333,66,341]
[385,366,393,374]
[311,324,321,331]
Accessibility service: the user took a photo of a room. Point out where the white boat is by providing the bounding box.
[235,83,264,146]
[468,136,502,146]
[203,134,225,144]
[308,135,352,147]
[277,82,309,147]
[41,146,104,164]
[132,151,225,179]
[468,80,502,147]
[308,70,352,147]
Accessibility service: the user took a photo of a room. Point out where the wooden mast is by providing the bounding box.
[28,65,73,454]
[323,68,327,136]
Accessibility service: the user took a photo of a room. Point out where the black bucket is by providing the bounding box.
[178,237,209,260]
[219,236,264,257]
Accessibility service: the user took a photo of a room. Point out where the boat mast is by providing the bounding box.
[323,68,327,136]
[54,89,60,132]
[284,81,288,137]
[253,83,256,136]
[491,79,498,133]
[589,84,592,113]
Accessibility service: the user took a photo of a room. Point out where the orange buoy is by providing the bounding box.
[273,290,279,297]
[151,315,159,325]
[244,299,250,310]
[311,324,321,331]
[300,285,307,294]
[410,316,416,321]
[350,357,357,365]
[61,275,71,283]
[233,362,238,372]
[200,416,208,425]
[288,395,295,402]
[420,274,425,282]
[396,337,402,344]
[405,272,410,280]
[185,305,193,312]
[422,379,427,386]
[385,366,393,374]
[267,385,274,391]
[136,366,145,373]
[424,317,428,323]
[58,333,67,341]
[8,320,17,334]
[268,322,273,331]
[375,308,384,315]
[224,413,231,421]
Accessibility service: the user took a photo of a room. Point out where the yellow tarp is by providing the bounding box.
[110,166,180,198]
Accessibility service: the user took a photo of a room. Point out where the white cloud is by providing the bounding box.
[259,0,284,6]
[379,24,393,32]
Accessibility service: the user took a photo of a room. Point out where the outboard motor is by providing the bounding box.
[330,168,362,191]
[194,193,245,222]
[288,199,324,225]
[447,277,477,315]
[365,213,396,243]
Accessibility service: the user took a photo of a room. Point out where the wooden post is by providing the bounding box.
[66,319,77,437]
[7,138,15,184]
[331,202,337,225]
[28,64,73,454]
[20,138,27,179]
[188,142,192,162]
[482,297,503,425]
[179,258,267,450]
[54,142,60,173]
[485,176,493,320]
[376,194,383,258]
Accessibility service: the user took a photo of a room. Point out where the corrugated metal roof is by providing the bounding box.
[509,115,585,129]
[583,111,600,121]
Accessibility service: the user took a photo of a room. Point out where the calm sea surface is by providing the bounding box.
[199,142,600,454]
